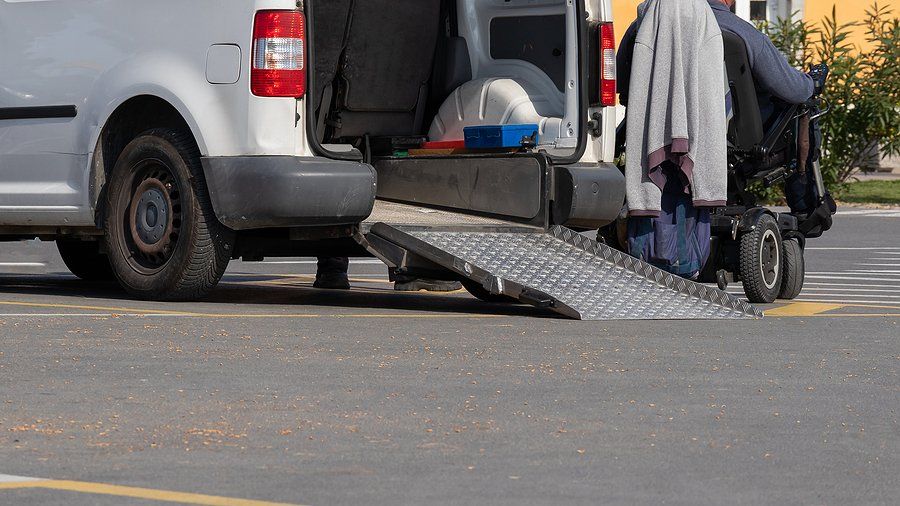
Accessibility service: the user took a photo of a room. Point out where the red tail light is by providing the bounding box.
[599,22,616,107]
[251,10,306,97]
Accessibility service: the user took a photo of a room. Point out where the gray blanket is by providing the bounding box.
[625,0,728,216]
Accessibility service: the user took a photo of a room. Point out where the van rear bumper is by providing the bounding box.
[200,156,377,230]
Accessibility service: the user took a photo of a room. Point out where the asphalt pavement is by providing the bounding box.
[0,208,897,505]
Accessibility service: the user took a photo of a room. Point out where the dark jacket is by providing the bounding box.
[618,0,814,106]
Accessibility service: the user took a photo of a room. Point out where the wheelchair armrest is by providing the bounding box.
[754,103,800,158]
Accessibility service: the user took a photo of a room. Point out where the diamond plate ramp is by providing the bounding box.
[367,224,762,320]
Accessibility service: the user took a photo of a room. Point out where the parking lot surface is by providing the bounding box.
[0,209,898,505]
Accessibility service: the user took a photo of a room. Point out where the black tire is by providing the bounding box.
[104,128,234,301]
[56,240,115,281]
[739,213,784,303]
[461,279,517,304]
[779,238,805,300]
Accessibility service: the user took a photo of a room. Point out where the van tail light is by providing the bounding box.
[251,10,306,97]
[599,22,616,107]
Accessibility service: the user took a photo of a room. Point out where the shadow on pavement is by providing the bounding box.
[0,274,560,319]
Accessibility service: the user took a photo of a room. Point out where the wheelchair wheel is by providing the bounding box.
[779,238,805,300]
[739,214,783,303]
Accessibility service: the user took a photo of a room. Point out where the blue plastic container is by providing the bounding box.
[463,124,539,149]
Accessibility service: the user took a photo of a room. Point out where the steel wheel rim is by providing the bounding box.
[121,159,182,274]
[759,229,780,290]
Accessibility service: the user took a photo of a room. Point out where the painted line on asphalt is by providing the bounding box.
[792,286,900,293]
[799,292,900,299]
[800,313,900,317]
[0,474,303,506]
[767,301,900,317]
[794,298,900,306]
[766,302,845,317]
[260,259,384,265]
[805,247,900,250]
[244,275,393,285]
[809,271,900,276]
[804,282,900,288]
[805,275,900,282]
[833,210,900,216]
[0,262,46,267]
[0,312,503,319]
[0,300,196,315]
[0,300,502,319]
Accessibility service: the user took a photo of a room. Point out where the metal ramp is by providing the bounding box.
[359,202,761,320]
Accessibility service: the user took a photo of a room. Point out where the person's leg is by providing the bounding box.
[785,114,824,215]
[314,256,350,290]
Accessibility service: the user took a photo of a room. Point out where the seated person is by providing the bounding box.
[617,0,819,215]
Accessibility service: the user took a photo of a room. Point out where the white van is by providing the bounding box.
[0,0,623,302]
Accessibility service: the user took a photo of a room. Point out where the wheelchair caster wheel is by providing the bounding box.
[779,238,805,300]
[739,214,783,303]
[716,270,729,291]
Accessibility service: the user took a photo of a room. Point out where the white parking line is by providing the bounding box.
[805,282,900,288]
[259,259,384,265]
[835,210,900,217]
[0,474,42,483]
[800,292,900,299]
[796,298,900,306]
[0,262,46,267]
[791,287,900,293]
[806,247,900,250]
[807,269,898,276]
[806,275,900,282]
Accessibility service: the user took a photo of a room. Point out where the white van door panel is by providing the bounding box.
[0,0,100,225]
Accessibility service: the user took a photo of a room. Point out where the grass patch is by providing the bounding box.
[836,180,900,205]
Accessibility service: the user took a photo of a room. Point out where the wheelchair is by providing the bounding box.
[609,32,834,304]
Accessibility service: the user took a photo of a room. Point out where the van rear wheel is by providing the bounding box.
[56,240,114,281]
[104,128,234,301]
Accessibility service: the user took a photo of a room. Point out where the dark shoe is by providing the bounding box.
[314,272,351,290]
[394,277,462,292]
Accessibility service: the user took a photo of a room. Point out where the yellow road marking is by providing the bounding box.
[0,300,194,315]
[0,299,500,319]
[767,301,900,317]
[793,313,900,318]
[766,302,845,317]
[246,274,393,285]
[0,479,303,506]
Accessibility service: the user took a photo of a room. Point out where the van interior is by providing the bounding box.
[309,0,584,222]
[311,0,581,157]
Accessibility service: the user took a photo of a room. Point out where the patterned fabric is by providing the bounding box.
[628,164,711,279]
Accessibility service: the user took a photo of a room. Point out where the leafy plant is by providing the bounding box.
[758,3,900,197]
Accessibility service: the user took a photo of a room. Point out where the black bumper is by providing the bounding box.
[201,156,376,230]
[552,162,625,229]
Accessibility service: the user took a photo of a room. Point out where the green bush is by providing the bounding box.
[759,3,900,196]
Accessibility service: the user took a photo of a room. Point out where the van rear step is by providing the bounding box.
[358,202,761,320]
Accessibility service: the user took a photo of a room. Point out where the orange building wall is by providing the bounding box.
[805,0,898,51]
[612,0,898,51]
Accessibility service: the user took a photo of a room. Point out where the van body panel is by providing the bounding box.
[0,0,302,227]
[0,0,620,234]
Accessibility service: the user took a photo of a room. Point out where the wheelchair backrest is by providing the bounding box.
[723,31,764,150]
